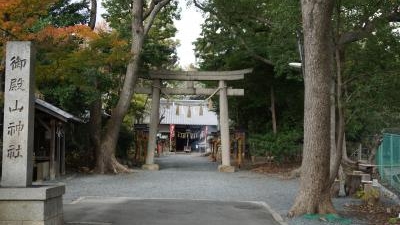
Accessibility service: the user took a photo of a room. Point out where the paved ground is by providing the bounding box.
[64,197,283,225]
[57,153,361,225]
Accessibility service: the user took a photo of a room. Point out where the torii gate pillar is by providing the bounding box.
[136,69,252,172]
[142,79,160,171]
[218,80,235,172]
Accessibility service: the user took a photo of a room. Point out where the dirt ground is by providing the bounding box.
[249,161,301,177]
[251,163,400,225]
[342,202,400,225]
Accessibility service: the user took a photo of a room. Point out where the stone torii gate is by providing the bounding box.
[135,68,252,172]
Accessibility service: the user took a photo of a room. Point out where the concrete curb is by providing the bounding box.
[69,196,86,204]
[256,201,288,225]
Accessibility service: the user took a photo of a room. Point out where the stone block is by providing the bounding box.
[21,221,44,225]
[142,164,159,171]
[44,198,58,219]
[0,185,65,200]
[218,165,235,173]
[361,173,371,182]
[0,221,22,225]
[36,162,49,181]
[0,185,64,225]
[0,201,44,221]
[56,198,63,215]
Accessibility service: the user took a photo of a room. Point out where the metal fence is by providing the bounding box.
[376,133,400,192]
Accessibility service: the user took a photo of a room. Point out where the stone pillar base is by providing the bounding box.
[218,165,235,173]
[142,164,159,171]
[0,185,65,225]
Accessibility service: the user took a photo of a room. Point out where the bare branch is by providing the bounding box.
[143,0,171,36]
[249,15,273,27]
[338,22,375,45]
[338,9,400,45]
[143,0,156,20]
[0,27,18,39]
[239,36,274,66]
[193,0,207,12]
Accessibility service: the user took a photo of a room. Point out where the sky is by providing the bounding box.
[173,1,204,68]
[96,0,204,69]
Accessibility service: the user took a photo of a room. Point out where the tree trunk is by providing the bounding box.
[87,0,103,171]
[91,97,103,171]
[89,0,97,30]
[330,77,336,171]
[270,86,277,134]
[97,0,146,173]
[318,46,346,207]
[289,0,335,217]
[330,47,345,185]
[367,134,382,163]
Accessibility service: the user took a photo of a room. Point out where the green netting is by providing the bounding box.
[376,133,400,192]
[303,213,352,224]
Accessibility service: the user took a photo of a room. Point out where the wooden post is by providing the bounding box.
[143,79,160,170]
[238,138,242,168]
[50,119,56,179]
[56,124,61,177]
[270,86,277,134]
[218,80,234,172]
[61,127,66,175]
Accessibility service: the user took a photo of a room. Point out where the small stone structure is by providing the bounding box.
[0,42,64,225]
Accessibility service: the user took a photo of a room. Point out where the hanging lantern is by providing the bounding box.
[176,104,180,115]
[187,106,191,118]
[199,105,204,116]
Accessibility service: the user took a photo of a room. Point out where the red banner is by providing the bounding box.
[169,124,175,140]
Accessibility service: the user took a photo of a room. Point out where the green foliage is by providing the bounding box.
[47,0,90,27]
[341,20,400,142]
[116,123,134,158]
[388,217,400,225]
[248,128,302,162]
[29,0,90,32]
[65,123,93,169]
[194,0,301,77]
[355,188,380,206]
[102,0,180,70]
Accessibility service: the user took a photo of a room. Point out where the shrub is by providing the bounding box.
[248,128,303,163]
[356,188,380,206]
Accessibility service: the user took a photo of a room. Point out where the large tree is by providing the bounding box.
[95,0,173,173]
[288,0,335,216]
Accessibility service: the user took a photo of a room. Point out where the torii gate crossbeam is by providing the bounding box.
[137,69,252,172]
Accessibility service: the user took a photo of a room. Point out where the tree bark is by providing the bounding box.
[318,46,346,206]
[289,0,335,216]
[91,97,103,171]
[97,0,171,173]
[89,0,97,30]
[87,0,103,171]
[97,0,145,173]
[367,134,382,163]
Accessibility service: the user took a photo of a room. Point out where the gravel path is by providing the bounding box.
[53,153,365,225]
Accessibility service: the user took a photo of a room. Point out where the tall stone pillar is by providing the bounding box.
[218,80,235,172]
[2,42,35,187]
[143,79,161,171]
[0,41,65,225]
